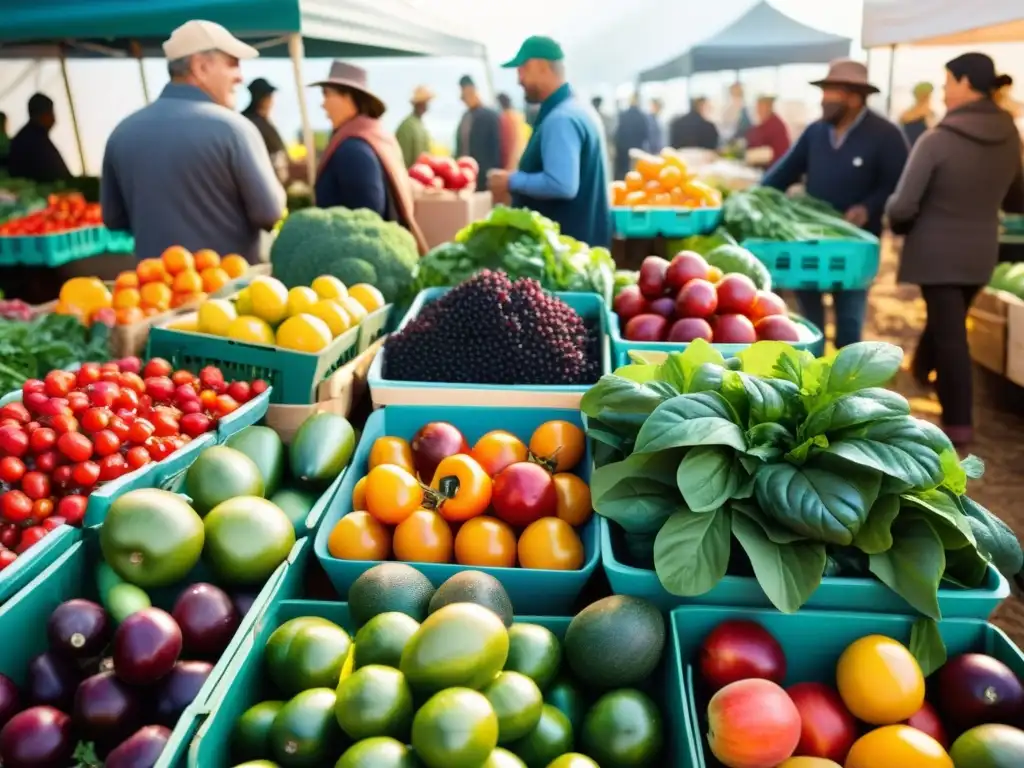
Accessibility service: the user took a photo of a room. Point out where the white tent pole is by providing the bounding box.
[885,44,897,117]
[130,41,151,104]
[482,50,497,102]
[58,45,87,175]
[287,33,317,195]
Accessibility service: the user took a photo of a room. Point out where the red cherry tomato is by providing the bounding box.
[115,388,140,411]
[66,391,91,414]
[0,524,19,549]
[80,407,111,433]
[43,370,75,398]
[251,380,269,396]
[0,550,17,570]
[98,454,128,481]
[56,495,88,526]
[127,419,155,445]
[1,491,33,524]
[117,372,146,395]
[76,362,102,387]
[31,498,53,521]
[17,526,48,553]
[29,427,57,454]
[108,416,131,442]
[125,446,151,470]
[143,358,173,378]
[0,425,29,458]
[0,402,29,424]
[0,457,25,484]
[215,395,239,416]
[51,465,73,490]
[34,451,58,474]
[151,412,180,438]
[57,432,93,463]
[172,370,196,387]
[22,379,45,397]
[92,430,121,457]
[20,471,50,501]
[71,461,101,488]
[49,413,78,434]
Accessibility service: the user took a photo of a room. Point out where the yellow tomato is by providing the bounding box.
[226,315,275,345]
[778,759,842,767]
[348,283,386,313]
[454,516,517,568]
[59,277,111,318]
[351,475,368,510]
[286,286,319,317]
[275,314,333,353]
[311,275,348,301]
[197,299,237,336]
[836,636,925,724]
[309,299,352,337]
[553,473,592,527]
[364,464,423,525]
[844,725,952,768]
[369,436,415,475]
[249,275,289,324]
[393,509,453,564]
[327,512,391,561]
[518,517,585,570]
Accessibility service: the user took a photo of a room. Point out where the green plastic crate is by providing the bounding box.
[670,606,1024,768]
[104,229,135,255]
[357,303,392,353]
[0,528,309,768]
[189,601,693,767]
[147,324,359,405]
[0,225,107,267]
[743,237,881,291]
[0,525,81,606]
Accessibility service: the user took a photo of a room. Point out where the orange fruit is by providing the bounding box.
[836,636,925,725]
[454,516,517,568]
[624,171,644,191]
[143,306,161,317]
[624,190,647,207]
[171,291,205,308]
[112,288,140,310]
[643,179,661,195]
[139,281,172,310]
[369,437,415,475]
[529,420,585,473]
[659,164,683,190]
[650,192,672,207]
[220,254,248,278]
[636,153,666,180]
[137,258,167,284]
[352,475,368,510]
[517,517,584,570]
[173,270,203,294]
[161,246,194,275]
[364,464,424,525]
[392,509,453,564]
[553,473,592,527]
[471,430,528,477]
[844,725,952,768]
[610,180,628,206]
[430,454,492,523]
[115,306,145,325]
[348,284,386,314]
[669,186,687,206]
[114,271,138,290]
[707,266,724,283]
[200,267,230,293]
[193,249,221,271]
[327,511,391,561]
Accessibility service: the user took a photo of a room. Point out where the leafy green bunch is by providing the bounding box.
[0,313,111,393]
[582,340,1023,623]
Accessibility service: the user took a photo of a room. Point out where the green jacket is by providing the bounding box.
[395,114,431,168]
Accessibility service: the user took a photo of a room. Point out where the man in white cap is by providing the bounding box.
[100,20,285,264]
[395,86,435,168]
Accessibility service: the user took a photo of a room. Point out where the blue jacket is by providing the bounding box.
[314,137,398,222]
[614,106,652,179]
[456,106,501,191]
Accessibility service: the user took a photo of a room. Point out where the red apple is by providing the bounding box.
[675,278,718,318]
[786,683,857,763]
[416,152,433,166]
[716,273,758,315]
[456,156,479,175]
[613,285,648,323]
[755,315,801,342]
[428,156,457,177]
[665,251,710,291]
[714,314,757,344]
[750,290,788,321]
[408,163,435,186]
[708,679,802,768]
[903,701,948,749]
[638,256,670,299]
[647,297,676,319]
[668,317,713,343]
[624,314,668,342]
[700,619,787,691]
[410,422,469,482]
[446,168,471,191]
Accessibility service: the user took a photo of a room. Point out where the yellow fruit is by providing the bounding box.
[836,635,925,725]
[226,315,275,345]
[844,725,952,768]
[166,317,199,332]
[235,287,253,315]
[338,296,368,325]
[348,283,386,313]
[311,275,348,301]
[275,314,334,353]
[197,299,238,336]
[59,277,112,317]
[309,299,353,337]
[249,276,289,325]
[286,286,319,317]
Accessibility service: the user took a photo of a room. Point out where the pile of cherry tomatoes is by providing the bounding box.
[327,419,593,570]
[0,193,102,237]
[0,357,267,569]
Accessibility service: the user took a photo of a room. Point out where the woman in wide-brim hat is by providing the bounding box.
[310,60,428,254]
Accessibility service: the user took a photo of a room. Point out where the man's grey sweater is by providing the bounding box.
[101,83,285,263]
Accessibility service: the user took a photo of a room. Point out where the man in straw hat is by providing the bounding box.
[396,85,435,168]
[101,20,285,264]
[763,58,909,348]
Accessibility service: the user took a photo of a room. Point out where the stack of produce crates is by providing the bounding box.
[743,234,881,292]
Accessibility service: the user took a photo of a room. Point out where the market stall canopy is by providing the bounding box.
[638,1,851,83]
[861,0,1024,48]
[0,0,486,60]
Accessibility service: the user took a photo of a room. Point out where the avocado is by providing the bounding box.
[227,426,285,496]
[348,563,435,628]
[269,488,319,536]
[581,689,663,767]
[289,413,356,488]
[269,688,346,767]
[353,612,421,669]
[185,445,265,516]
[204,497,296,585]
[428,570,514,628]
[232,700,284,762]
[563,595,665,690]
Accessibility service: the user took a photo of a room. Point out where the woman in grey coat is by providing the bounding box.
[886,53,1024,447]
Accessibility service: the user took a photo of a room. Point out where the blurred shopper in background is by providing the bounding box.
[899,82,938,147]
[496,93,527,170]
[242,78,288,183]
[8,94,71,183]
[456,75,501,191]
[721,82,752,143]
[614,94,652,179]
[395,85,434,168]
[745,95,790,170]
[669,97,719,151]
[647,98,665,153]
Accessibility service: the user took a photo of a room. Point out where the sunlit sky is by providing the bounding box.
[1,0,1022,174]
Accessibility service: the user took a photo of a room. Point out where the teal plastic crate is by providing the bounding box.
[104,228,135,254]
[608,310,825,367]
[357,303,392,353]
[189,601,692,767]
[1002,213,1024,235]
[0,226,107,267]
[214,386,272,442]
[147,323,359,405]
[0,527,309,768]
[601,517,1009,618]
[0,525,81,606]
[669,606,1024,768]
[369,288,611,409]
[315,405,600,614]
[743,237,881,291]
[613,207,724,238]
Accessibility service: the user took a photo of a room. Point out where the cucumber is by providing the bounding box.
[97,562,151,622]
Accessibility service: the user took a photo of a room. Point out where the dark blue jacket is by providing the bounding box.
[614,106,651,179]
[314,137,398,222]
[456,106,501,191]
[763,110,909,236]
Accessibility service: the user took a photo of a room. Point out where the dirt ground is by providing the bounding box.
[843,238,1024,642]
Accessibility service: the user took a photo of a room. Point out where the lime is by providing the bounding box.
[483,672,543,744]
[334,737,416,768]
[353,613,420,669]
[231,700,283,762]
[334,665,413,741]
[508,705,573,768]
[505,623,562,690]
[411,688,498,768]
[581,689,663,767]
[266,617,352,697]
[483,748,527,767]
[203,497,295,585]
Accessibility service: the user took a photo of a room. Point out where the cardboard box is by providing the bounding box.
[1007,294,1024,387]
[967,288,1021,375]
[413,190,492,249]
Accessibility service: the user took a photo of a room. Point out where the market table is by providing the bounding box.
[0,251,134,304]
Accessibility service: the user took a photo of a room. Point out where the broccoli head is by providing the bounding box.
[269,206,419,303]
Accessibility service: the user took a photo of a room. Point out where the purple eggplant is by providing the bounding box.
[105,725,172,768]
[154,661,212,726]
[0,705,74,768]
[27,651,79,711]
[47,599,110,660]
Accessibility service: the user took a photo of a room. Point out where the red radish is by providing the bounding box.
[750,290,788,320]
[675,279,718,318]
[667,318,713,343]
[638,256,670,298]
[936,653,1024,730]
[624,314,668,342]
[786,682,857,762]
[665,251,711,291]
[755,315,801,342]
[714,315,757,344]
[411,422,469,482]
[715,274,759,315]
[700,619,787,691]
[613,285,648,322]
[647,297,676,319]
[903,701,948,748]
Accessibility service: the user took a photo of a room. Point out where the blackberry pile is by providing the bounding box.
[384,271,601,385]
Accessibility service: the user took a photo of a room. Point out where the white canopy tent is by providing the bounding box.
[862,1,1024,48]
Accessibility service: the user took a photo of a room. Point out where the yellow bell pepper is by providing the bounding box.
[58,277,112,319]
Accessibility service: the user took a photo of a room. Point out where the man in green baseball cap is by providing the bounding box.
[487,36,611,247]
[899,81,936,147]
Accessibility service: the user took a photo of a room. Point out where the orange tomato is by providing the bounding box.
[327,511,391,561]
[200,267,230,293]
[669,186,687,206]
[707,266,724,283]
[364,464,423,525]
[112,288,140,310]
[471,430,528,477]
[624,171,644,191]
[624,190,647,207]
[660,147,689,173]
[137,258,167,284]
[454,516,517,568]
[393,509,453,563]
[193,249,221,271]
[221,254,248,278]
[139,281,172,310]
[844,725,952,768]
[115,306,145,325]
[659,164,683,190]
[199,389,218,409]
[553,473,592,527]
[173,270,203,294]
[610,180,628,206]
[431,454,492,522]
[171,291,205,308]
[369,437,415,474]
[644,179,662,195]
[143,306,161,317]
[650,192,672,207]
[351,475,368,510]
[635,153,666,181]
[161,246,194,275]
[529,420,585,473]
[836,636,924,725]
[114,271,139,290]
[517,517,584,570]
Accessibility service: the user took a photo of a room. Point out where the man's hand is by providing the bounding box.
[487,169,511,198]
[844,204,869,227]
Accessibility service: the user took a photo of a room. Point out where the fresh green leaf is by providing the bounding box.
[785,435,829,464]
[686,362,726,394]
[961,455,985,479]
[868,516,946,620]
[823,342,903,393]
[731,501,807,544]
[740,374,799,427]
[614,363,660,384]
[754,455,881,545]
[853,494,901,554]
[944,544,991,588]
[676,446,748,513]
[909,618,947,677]
[590,451,686,534]
[736,341,810,379]
[901,489,976,549]
[960,496,1024,579]
[719,370,750,426]
[659,341,726,392]
[939,449,968,495]
[654,509,732,596]
[634,392,747,453]
[802,388,911,439]
[581,375,674,438]
[745,422,794,461]
[824,416,949,492]
[731,511,827,613]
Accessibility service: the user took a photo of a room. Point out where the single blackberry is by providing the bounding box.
[383,270,601,385]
